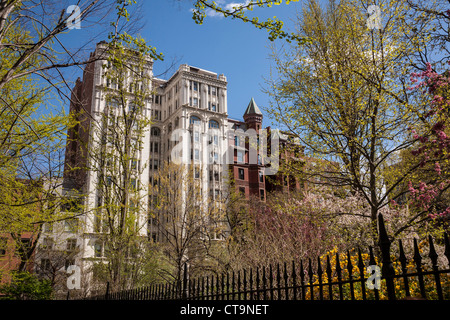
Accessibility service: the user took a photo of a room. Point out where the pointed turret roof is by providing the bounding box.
[244,97,262,116]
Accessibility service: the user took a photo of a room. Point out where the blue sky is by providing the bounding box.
[60,0,302,125]
[141,1,301,123]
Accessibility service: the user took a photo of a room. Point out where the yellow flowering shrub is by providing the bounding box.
[303,246,450,300]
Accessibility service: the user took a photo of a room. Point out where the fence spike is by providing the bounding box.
[357,248,366,300]
[256,267,260,300]
[299,260,305,300]
[316,256,323,300]
[262,266,267,300]
[428,235,444,300]
[398,240,410,298]
[269,264,274,300]
[444,232,450,268]
[206,276,210,300]
[243,269,248,300]
[221,273,225,300]
[249,268,253,300]
[368,246,380,300]
[232,271,236,300]
[216,275,220,300]
[347,250,355,300]
[238,271,242,300]
[326,255,333,300]
[283,262,289,300]
[308,258,314,300]
[335,252,343,300]
[277,263,282,300]
[413,238,426,299]
[226,272,230,300]
[377,213,396,300]
[292,260,297,300]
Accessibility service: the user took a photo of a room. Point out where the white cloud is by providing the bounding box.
[201,0,252,19]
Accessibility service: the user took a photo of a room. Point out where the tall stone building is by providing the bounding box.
[37,41,298,294]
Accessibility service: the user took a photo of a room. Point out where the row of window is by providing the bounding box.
[188,97,220,112]
[190,116,220,129]
[43,219,78,233]
[149,118,220,138]
[238,186,265,201]
[189,81,220,96]
[40,237,78,251]
[237,168,265,183]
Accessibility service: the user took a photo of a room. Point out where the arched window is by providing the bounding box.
[190,116,201,125]
[151,127,160,137]
[209,120,219,129]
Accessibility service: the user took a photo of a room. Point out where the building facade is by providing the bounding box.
[37,42,300,294]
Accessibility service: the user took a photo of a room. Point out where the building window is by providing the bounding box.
[234,136,239,146]
[239,187,245,195]
[94,241,103,258]
[66,239,77,252]
[43,222,53,233]
[238,168,245,180]
[0,237,7,256]
[237,151,244,163]
[41,259,51,272]
[194,149,200,161]
[193,81,198,91]
[151,127,160,136]
[259,171,264,183]
[194,131,200,143]
[193,97,198,107]
[194,167,200,179]
[211,104,217,112]
[65,259,75,270]
[42,237,54,250]
[213,135,218,145]
[130,178,138,190]
[209,120,219,129]
[131,159,140,171]
[260,189,265,201]
[190,116,201,125]
[64,219,78,233]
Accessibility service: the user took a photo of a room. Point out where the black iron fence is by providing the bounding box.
[83,214,450,301]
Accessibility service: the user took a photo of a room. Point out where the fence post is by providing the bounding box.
[105,282,110,300]
[182,263,188,299]
[378,213,396,300]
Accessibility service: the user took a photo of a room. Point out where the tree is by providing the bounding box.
[191,0,305,44]
[83,41,157,293]
[0,0,164,285]
[0,271,52,300]
[149,162,228,282]
[264,0,438,243]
